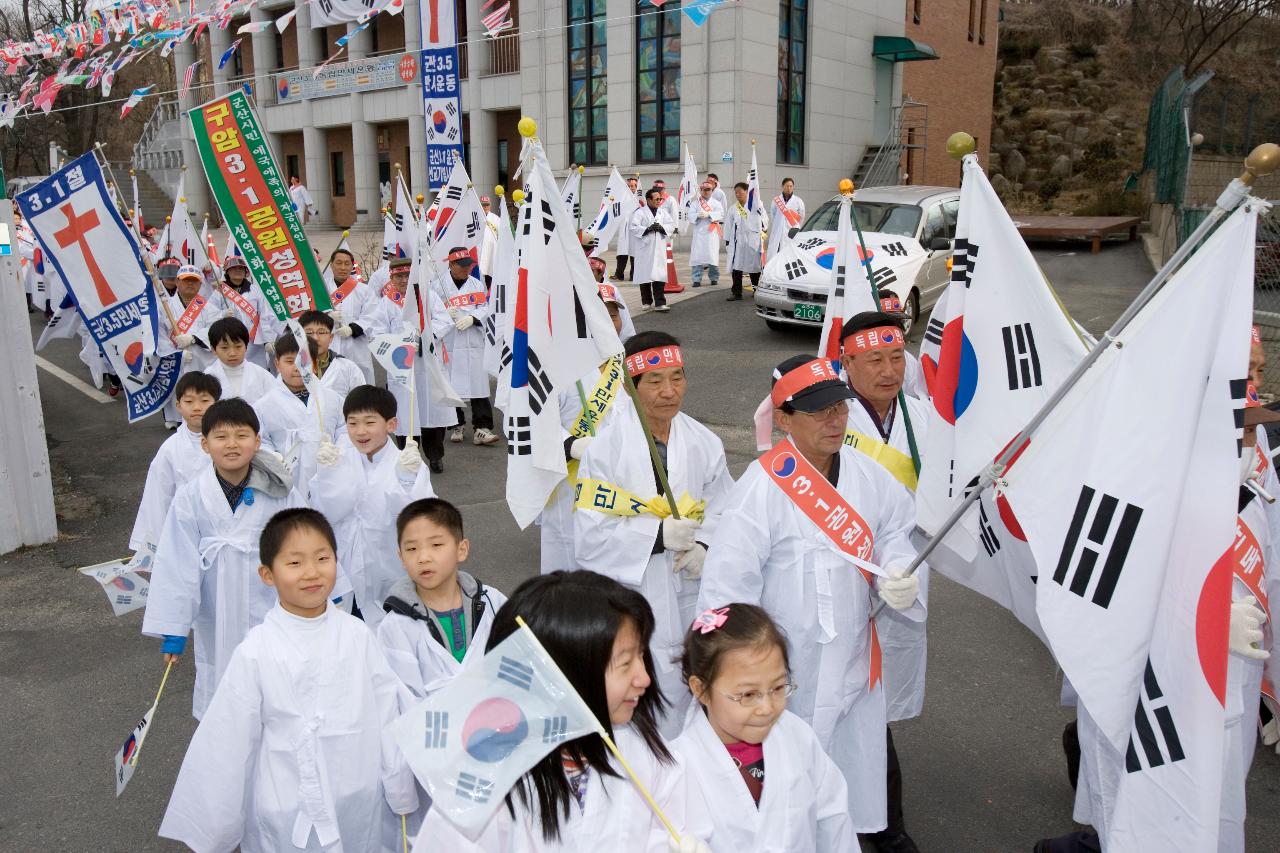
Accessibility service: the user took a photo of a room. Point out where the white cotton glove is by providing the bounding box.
[454,314,475,332]
[878,563,920,612]
[335,324,354,338]
[447,306,459,320]
[315,440,341,468]
[662,517,700,553]
[698,209,709,219]
[174,333,195,348]
[223,309,234,318]
[328,308,344,324]
[674,543,707,579]
[1229,595,1270,660]
[397,440,423,476]
[569,435,592,461]
[667,835,712,853]
[266,450,286,467]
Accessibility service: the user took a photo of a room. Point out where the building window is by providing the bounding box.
[777,0,807,165]
[968,0,976,41]
[568,0,608,166]
[286,154,300,182]
[979,0,988,44]
[331,151,346,196]
[636,0,680,163]
[274,29,285,70]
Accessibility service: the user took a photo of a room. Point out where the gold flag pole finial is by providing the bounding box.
[946,131,977,160]
[1242,143,1280,186]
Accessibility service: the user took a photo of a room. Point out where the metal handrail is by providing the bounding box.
[130,99,181,172]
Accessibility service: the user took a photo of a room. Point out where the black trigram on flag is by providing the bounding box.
[506,415,531,456]
[424,710,449,749]
[797,237,825,252]
[882,241,908,257]
[870,266,897,289]
[950,239,979,288]
[1053,485,1143,608]
[498,656,534,690]
[466,212,481,240]
[784,259,807,280]
[445,185,463,201]
[1002,323,1043,390]
[317,0,333,15]
[526,348,553,415]
[923,315,944,350]
[542,715,569,744]
[1230,377,1247,454]
[456,772,494,803]
[978,502,1001,557]
[832,263,847,300]
[1125,660,1185,773]
[484,315,497,347]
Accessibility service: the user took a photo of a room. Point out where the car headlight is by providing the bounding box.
[757,278,781,292]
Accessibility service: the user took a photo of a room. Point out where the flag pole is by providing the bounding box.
[514,617,681,843]
[575,379,597,436]
[901,138,1279,579]
[128,658,175,768]
[319,229,350,277]
[622,370,681,519]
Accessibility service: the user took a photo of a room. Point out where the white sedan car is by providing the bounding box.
[755,185,960,335]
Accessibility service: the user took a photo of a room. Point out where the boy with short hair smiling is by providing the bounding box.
[159,508,419,851]
[142,399,349,719]
[298,309,366,400]
[310,385,434,626]
[377,498,506,698]
[129,372,222,558]
[205,317,274,404]
[256,331,343,494]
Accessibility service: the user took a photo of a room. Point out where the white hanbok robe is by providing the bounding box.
[688,198,724,269]
[431,274,491,400]
[326,275,378,383]
[255,378,344,497]
[480,211,502,278]
[363,290,457,434]
[206,359,276,405]
[375,577,509,699]
[309,439,435,626]
[141,459,318,718]
[725,203,764,274]
[768,194,806,258]
[845,394,931,722]
[129,427,208,557]
[628,204,675,283]
[205,282,282,369]
[288,182,316,219]
[159,292,215,373]
[411,726,713,852]
[697,446,921,832]
[672,710,854,852]
[317,352,367,401]
[574,411,734,736]
[159,603,419,853]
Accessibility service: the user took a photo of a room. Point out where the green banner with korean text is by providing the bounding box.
[188,90,330,320]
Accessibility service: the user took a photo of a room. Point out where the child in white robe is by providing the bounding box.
[299,309,367,402]
[256,332,344,497]
[411,570,714,852]
[204,317,275,405]
[376,498,507,698]
[159,508,419,852]
[673,603,854,852]
[310,385,435,625]
[129,372,220,558]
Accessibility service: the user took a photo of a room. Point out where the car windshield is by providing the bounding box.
[799,200,923,238]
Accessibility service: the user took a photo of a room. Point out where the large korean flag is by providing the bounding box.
[1002,202,1259,847]
[585,167,631,252]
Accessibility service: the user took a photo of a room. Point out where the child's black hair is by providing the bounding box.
[298,309,335,331]
[175,371,222,401]
[200,398,260,437]
[207,317,250,348]
[273,331,319,361]
[396,498,464,542]
[342,385,397,420]
[680,603,790,695]
[259,508,337,568]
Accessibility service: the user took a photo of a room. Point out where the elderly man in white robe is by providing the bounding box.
[697,354,923,841]
[629,187,676,313]
[574,331,734,736]
[768,177,806,258]
[322,247,377,383]
[431,247,500,447]
[724,181,764,302]
[688,181,724,289]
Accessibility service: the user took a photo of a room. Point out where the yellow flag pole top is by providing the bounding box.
[946,131,977,160]
[416,194,425,205]
[578,164,585,175]
[517,116,538,138]
[178,197,186,204]
[342,229,350,238]
[511,189,526,204]
[838,178,854,197]
[495,185,506,197]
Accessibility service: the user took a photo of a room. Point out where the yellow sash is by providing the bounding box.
[572,356,625,439]
[843,429,918,492]
[574,477,706,521]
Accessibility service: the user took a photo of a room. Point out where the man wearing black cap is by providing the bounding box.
[431,247,499,447]
[698,354,922,841]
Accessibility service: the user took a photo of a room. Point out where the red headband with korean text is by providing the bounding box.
[770,358,840,407]
[625,346,684,376]
[844,326,904,354]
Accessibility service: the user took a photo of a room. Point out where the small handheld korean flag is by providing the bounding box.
[79,554,151,617]
[372,330,417,388]
[391,622,601,832]
[285,318,320,397]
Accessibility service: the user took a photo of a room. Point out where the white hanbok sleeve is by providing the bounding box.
[309,449,362,521]
[868,463,926,622]
[692,433,735,546]
[426,287,454,341]
[698,471,773,612]
[366,637,421,815]
[141,489,204,639]
[375,615,428,699]
[811,728,855,851]
[573,434,660,587]
[158,642,263,852]
[129,441,178,555]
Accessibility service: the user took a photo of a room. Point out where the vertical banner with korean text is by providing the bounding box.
[188,90,331,319]
[421,0,464,189]
[18,154,182,423]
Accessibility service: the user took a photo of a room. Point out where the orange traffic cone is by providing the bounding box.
[663,240,684,294]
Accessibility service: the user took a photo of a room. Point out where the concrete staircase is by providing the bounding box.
[132,170,174,233]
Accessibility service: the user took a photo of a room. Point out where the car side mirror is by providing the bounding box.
[929,237,951,252]
[788,227,800,239]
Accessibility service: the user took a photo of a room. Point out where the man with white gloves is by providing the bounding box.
[430,247,500,447]
[698,354,922,839]
[573,331,734,735]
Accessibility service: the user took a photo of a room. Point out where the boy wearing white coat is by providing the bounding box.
[697,355,923,837]
[573,332,734,736]
[255,332,344,497]
[299,310,367,401]
[377,499,507,698]
[432,247,500,447]
[159,508,419,852]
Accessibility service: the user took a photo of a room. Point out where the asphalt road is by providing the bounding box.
[1,239,1276,852]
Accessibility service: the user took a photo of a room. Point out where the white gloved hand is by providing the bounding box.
[223,309,234,318]
[447,306,460,320]
[879,564,920,612]
[397,441,423,476]
[698,209,709,219]
[1229,596,1270,660]
[454,315,475,331]
[335,324,354,338]
[667,835,712,853]
[266,450,286,467]
[662,517,700,553]
[674,543,707,579]
[315,440,341,468]
[569,435,592,461]
[328,308,344,324]
[174,333,195,348]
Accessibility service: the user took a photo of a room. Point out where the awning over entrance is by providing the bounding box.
[872,36,939,63]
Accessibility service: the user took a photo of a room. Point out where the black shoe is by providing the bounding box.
[860,831,921,853]
[726,294,742,301]
[691,282,701,288]
[1032,830,1101,853]
[428,459,444,474]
